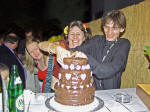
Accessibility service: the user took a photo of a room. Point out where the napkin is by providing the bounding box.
[24,89,35,105]
[24,89,37,112]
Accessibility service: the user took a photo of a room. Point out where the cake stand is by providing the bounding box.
[45,96,104,112]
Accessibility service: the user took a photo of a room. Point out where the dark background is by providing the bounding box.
[0,0,143,38]
[0,0,91,30]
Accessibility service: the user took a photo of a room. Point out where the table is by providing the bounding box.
[1,88,150,112]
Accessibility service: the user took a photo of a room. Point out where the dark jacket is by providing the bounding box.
[73,35,131,90]
[0,44,26,88]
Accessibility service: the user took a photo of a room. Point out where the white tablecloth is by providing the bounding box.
[1,88,150,112]
[0,94,2,112]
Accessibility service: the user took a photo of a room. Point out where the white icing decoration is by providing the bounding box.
[61,84,64,88]
[91,72,92,77]
[65,73,71,80]
[72,81,78,84]
[58,73,61,80]
[62,64,65,68]
[62,64,69,69]
[58,82,60,86]
[72,91,78,94]
[65,65,69,69]
[76,65,81,70]
[80,85,84,89]
[72,77,78,80]
[86,64,90,69]
[80,74,86,80]
[86,84,89,88]
[73,86,77,89]
[66,86,71,89]
[90,83,92,87]
[81,65,85,70]
[70,64,75,70]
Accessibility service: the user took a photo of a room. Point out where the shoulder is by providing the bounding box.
[87,35,104,41]
[84,35,105,45]
[0,44,8,52]
[119,38,131,46]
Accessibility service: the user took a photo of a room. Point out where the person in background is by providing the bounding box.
[7,32,17,37]
[41,10,131,90]
[0,63,9,83]
[0,35,26,89]
[0,63,9,112]
[24,39,46,92]
[25,39,49,93]
[17,28,35,60]
[0,34,5,45]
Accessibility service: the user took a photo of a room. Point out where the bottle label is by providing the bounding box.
[16,94,24,111]
[14,77,22,85]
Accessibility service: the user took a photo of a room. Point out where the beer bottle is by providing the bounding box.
[8,65,24,112]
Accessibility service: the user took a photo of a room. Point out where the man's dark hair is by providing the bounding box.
[3,35,20,44]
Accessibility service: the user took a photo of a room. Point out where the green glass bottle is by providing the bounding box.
[8,65,24,112]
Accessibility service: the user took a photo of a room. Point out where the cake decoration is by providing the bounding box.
[55,57,95,106]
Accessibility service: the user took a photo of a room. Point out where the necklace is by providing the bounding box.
[102,39,118,62]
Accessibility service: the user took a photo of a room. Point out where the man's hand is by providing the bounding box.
[71,51,87,58]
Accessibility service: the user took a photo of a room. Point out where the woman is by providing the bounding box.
[28,20,91,93]
[24,39,48,92]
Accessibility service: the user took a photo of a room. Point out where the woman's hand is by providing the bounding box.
[56,46,71,65]
[38,41,58,54]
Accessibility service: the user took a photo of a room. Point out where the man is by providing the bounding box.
[0,35,26,88]
[71,10,131,90]
[17,28,34,60]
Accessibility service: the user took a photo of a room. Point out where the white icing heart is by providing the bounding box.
[70,64,75,70]
[80,74,86,80]
[62,64,69,69]
[86,84,89,88]
[66,86,71,89]
[80,85,84,89]
[65,73,71,80]
[58,73,61,80]
[61,84,64,88]
[76,65,81,70]
[73,86,77,89]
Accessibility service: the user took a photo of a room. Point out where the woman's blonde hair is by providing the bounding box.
[24,38,48,73]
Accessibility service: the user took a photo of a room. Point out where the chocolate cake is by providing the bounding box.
[54,57,95,106]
